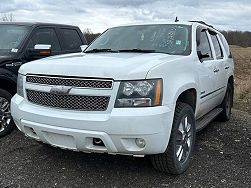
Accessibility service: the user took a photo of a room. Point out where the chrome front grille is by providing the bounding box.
[26,89,110,111]
[26,75,113,89]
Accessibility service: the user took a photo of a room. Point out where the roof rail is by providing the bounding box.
[189,21,215,29]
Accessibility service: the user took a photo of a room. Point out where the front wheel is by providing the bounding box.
[0,89,15,137]
[150,102,196,174]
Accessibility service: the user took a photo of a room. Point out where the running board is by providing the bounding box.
[196,108,223,132]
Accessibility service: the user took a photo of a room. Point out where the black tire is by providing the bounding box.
[218,83,233,122]
[150,102,196,174]
[36,140,51,147]
[0,89,15,137]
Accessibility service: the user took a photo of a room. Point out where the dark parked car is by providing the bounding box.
[0,22,87,137]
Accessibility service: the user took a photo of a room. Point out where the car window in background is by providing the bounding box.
[0,25,30,54]
[60,29,82,52]
[28,28,61,52]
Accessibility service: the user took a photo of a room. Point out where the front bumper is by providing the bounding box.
[11,94,174,156]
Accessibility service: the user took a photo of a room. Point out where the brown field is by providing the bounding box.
[231,46,251,114]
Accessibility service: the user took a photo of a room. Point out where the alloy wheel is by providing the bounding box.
[176,115,193,165]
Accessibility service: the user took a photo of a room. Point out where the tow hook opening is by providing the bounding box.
[24,126,39,139]
[93,138,105,147]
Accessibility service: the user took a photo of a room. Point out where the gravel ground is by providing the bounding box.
[0,109,250,188]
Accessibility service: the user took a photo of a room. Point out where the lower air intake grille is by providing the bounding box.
[26,90,110,111]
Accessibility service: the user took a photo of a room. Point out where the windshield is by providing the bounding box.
[0,25,30,54]
[86,24,191,55]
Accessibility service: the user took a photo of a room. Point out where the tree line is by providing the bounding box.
[221,31,251,48]
[83,30,251,47]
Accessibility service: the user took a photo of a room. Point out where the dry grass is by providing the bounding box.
[231,46,251,114]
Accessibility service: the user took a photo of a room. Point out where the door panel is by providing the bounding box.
[197,60,218,118]
[196,28,218,118]
[209,32,227,105]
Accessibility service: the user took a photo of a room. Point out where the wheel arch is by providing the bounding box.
[176,88,197,113]
[0,77,17,96]
[228,75,234,88]
[228,75,234,107]
[0,68,17,96]
[173,83,199,114]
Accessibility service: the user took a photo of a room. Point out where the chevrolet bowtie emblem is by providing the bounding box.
[50,86,72,95]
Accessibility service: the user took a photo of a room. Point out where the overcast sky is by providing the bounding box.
[1,0,251,33]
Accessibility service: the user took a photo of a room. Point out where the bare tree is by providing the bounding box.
[83,28,100,44]
[83,28,93,35]
[1,13,14,22]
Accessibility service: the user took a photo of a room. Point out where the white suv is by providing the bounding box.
[11,21,234,174]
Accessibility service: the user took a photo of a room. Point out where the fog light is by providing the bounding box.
[135,138,146,148]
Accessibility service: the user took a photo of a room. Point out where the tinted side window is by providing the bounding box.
[60,29,82,52]
[28,28,61,52]
[210,34,223,59]
[219,34,231,58]
[197,31,213,61]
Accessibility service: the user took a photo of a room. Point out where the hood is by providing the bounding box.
[19,52,185,80]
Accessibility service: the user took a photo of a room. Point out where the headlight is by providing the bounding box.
[115,79,162,107]
[17,74,24,97]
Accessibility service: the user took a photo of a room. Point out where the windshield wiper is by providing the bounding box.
[118,49,156,53]
[85,48,165,54]
[85,48,119,53]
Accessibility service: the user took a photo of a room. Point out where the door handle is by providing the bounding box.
[225,66,230,70]
[213,68,219,73]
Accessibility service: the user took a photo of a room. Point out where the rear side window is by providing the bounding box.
[60,29,82,52]
[197,30,213,61]
[219,34,231,58]
[210,33,223,59]
[28,28,61,52]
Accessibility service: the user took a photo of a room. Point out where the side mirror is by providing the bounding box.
[80,45,88,52]
[197,51,210,61]
[27,44,52,59]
